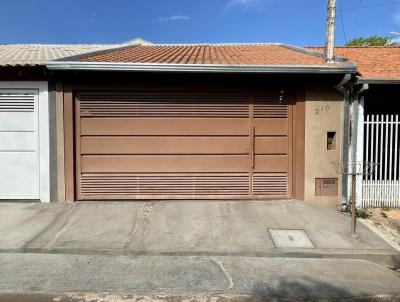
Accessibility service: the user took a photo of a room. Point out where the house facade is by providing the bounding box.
[4,41,396,208]
[335,47,400,208]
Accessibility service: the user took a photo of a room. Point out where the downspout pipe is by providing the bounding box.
[351,83,369,207]
[352,84,369,146]
[335,73,352,211]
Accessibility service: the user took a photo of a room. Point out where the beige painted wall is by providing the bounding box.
[304,85,343,208]
[56,82,65,202]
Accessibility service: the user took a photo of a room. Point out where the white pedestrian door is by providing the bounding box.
[0,90,40,199]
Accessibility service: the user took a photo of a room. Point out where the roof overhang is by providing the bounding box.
[46,61,356,74]
[357,77,400,84]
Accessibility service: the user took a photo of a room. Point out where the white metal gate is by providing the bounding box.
[363,114,400,207]
[0,90,40,199]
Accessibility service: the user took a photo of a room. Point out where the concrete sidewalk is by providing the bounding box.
[0,200,399,267]
[0,200,400,301]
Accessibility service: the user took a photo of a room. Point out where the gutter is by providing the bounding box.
[357,77,400,84]
[46,61,356,74]
[335,73,352,211]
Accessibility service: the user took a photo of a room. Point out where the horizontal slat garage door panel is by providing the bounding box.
[253,173,288,196]
[254,155,288,172]
[254,119,288,135]
[75,92,292,200]
[80,173,250,197]
[255,137,288,154]
[81,118,250,136]
[81,137,249,155]
[82,155,250,173]
[253,98,288,118]
[79,97,249,117]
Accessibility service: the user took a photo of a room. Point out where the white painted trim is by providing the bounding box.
[355,96,364,207]
[0,81,50,203]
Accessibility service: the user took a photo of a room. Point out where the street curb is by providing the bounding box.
[1,247,399,268]
[0,292,399,302]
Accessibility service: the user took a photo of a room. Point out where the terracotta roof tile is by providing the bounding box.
[308,46,400,80]
[72,44,337,66]
[0,44,119,66]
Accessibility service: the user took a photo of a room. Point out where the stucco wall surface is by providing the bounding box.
[304,85,343,208]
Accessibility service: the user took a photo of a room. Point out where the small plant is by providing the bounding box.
[346,201,370,219]
[381,206,391,212]
[357,208,371,219]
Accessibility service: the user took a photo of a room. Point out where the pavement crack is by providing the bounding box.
[210,257,234,291]
[125,203,153,251]
[208,202,213,251]
[22,205,76,252]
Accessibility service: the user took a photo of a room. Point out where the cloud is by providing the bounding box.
[224,0,263,10]
[155,15,190,22]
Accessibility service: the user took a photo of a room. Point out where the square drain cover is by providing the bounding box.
[268,229,315,248]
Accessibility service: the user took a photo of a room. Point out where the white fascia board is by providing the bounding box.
[47,61,357,74]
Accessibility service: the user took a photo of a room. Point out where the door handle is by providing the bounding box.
[251,126,255,169]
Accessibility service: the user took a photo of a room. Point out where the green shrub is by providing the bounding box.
[346,201,370,219]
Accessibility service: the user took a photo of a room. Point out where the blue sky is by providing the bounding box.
[1,0,400,46]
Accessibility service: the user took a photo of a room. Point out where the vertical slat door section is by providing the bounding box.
[75,92,291,200]
[252,97,289,197]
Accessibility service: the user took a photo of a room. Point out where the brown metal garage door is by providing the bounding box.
[75,91,292,200]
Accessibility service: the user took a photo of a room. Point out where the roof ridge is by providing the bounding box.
[51,44,141,62]
[306,46,400,49]
[141,42,278,46]
[0,43,119,47]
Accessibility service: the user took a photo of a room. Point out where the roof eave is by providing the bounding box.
[46,61,356,74]
[357,77,400,84]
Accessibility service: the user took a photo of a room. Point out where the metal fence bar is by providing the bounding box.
[384,115,389,180]
[365,115,370,180]
[395,115,399,183]
[372,115,377,181]
[379,114,384,180]
[389,115,393,181]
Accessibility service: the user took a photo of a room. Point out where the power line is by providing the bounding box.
[339,0,348,45]
[341,1,400,11]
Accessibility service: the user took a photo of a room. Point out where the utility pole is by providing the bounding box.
[325,0,336,63]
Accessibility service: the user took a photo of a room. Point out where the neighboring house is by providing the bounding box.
[0,43,124,202]
[43,43,356,206]
[330,47,400,209]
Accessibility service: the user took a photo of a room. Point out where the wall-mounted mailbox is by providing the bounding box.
[315,178,338,196]
[327,132,336,150]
